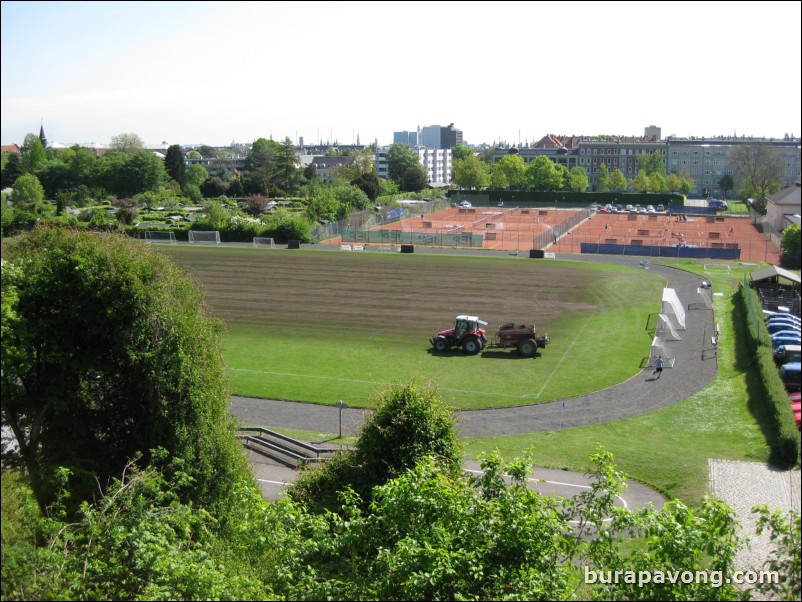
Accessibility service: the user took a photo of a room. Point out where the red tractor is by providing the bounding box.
[430,316,549,357]
[430,315,488,355]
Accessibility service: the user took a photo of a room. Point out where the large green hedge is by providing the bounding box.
[738,284,800,467]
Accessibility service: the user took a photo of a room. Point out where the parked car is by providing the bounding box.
[771,330,802,340]
[774,344,802,365]
[708,199,729,211]
[460,200,472,208]
[772,335,802,350]
[779,362,801,392]
[768,323,801,335]
[767,316,801,329]
[656,204,665,212]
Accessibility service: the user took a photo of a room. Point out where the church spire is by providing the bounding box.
[39,119,48,148]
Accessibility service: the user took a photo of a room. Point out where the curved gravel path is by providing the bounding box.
[230,251,718,436]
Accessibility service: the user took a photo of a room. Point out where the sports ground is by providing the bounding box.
[338,205,779,263]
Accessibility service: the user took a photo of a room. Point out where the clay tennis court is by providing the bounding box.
[338,206,779,263]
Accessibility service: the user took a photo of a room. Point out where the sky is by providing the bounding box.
[2,0,801,148]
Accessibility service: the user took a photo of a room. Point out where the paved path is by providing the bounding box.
[230,252,718,436]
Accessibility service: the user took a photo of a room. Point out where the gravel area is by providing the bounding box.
[709,459,801,580]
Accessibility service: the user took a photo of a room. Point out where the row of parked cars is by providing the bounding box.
[593,203,666,214]
[767,311,801,429]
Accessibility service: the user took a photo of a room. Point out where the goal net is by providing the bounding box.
[693,287,714,310]
[188,230,221,244]
[649,336,675,368]
[253,237,276,248]
[655,314,681,340]
[661,288,686,330]
[144,231,176,244]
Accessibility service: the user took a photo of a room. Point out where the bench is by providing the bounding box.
[543,252,556,259]
[340,244,352,251]
[352,244,364,251]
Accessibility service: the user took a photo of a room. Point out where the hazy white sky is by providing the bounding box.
[2,0,800,148]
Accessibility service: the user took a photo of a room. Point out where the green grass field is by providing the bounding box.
[162,247,665,409]
[161,246,779,503]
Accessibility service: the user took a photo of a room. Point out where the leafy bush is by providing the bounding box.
[288,381,461,513]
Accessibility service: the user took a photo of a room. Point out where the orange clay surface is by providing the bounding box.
[333,206,778,263]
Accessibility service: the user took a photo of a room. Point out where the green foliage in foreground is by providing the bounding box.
[4,442,798,601]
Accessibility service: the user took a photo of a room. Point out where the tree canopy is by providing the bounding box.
[1,227,250,514]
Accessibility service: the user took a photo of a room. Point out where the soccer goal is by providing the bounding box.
[253,237,276,248]
[144,231,177,244]
[704,263,731,274]
[655,314,682,340]
[650,336,676,368]
[188,230,221,244]
[661,288,686,330]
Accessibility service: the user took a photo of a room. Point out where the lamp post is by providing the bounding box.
[335,400,346,438]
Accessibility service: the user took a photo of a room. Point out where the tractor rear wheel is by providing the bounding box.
[517,338,538,358]
[463,336,481,355]
[434,336,450,352]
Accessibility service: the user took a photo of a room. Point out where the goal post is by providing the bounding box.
[649,336,675,368]
[188,230,221,244]
[661,288,686,330]
[253,237,276,248]
[144,231,177,244]
[655,314,682,340]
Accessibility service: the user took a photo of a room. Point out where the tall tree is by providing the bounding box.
[399,164,429,192]
[11,173,46,213]
[451,144,474,161]
[718,174,735,198]
[1,152,25,188]
[246,138,281,195]
[630,169,651,193]
[274,137,300,195]
[608,168,628,192]
[387,143,420,184]
[729,143,784,213]
[494,154,526,189]
[109,132,145,154]
[1,228,250,514]
[164,144,186,186]
[568,166,589,192]
[525,155,559,191]
[20,133,48,173]
[595,163,610,192]
[452,155,490,190]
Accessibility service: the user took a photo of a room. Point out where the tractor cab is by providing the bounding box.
[430,315,488,354]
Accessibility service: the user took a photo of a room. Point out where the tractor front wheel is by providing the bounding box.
[434,337,450,352]
[517,338,538,358]
[463,336,482,355]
